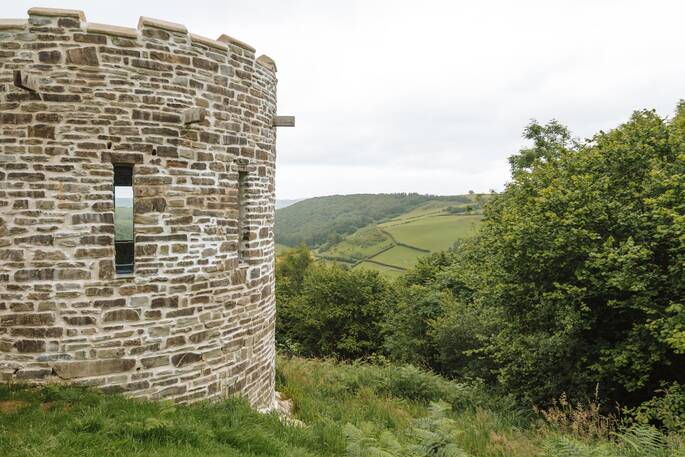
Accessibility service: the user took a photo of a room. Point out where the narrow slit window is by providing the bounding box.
[238,171,248,261]
[114,165,134,274]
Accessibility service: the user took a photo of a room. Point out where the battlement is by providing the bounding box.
[0,7,275,72]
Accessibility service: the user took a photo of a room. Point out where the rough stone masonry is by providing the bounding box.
[0,7,287,409]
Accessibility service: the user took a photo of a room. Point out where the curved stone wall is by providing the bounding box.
[0,8,278,408]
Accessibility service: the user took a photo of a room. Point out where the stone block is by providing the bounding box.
[15,268,55,282]
[63,316,96,326]
[138,16,187,33]
[53,359,136,379]
[66,47,99,66]
[256,55,277,72]
[134,198,167,214]
[141,355,169,369]
[151,296,179,308]
[217,33,256,52]
[27,7,86,21]
[12,71,39,92]
[182,107,206,125]
[38,50,62,64]
[1,112,32,124]
[14,340,46,353]
[0,19,27,30]
[15,368,52,380]
[131,59,172,72]
[171,352,202,367]
[87,22,138,38]
[273,115,296,127]
[28,125,55,139]
[1,313,55,326]
[103,309,140,322]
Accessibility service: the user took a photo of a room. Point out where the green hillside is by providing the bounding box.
[275,193,472,248]
[274,193,488,276]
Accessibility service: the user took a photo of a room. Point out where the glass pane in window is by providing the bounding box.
[114,165,134,274]
[114,185,133,241]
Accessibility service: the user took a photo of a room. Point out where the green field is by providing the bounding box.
[368,245,427,269]
[381,214,482,252]
[275,194,488,276]
[319,199,485,276]
[324,226,393,260]
[352,260,405,278]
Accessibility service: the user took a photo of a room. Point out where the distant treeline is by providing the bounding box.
[275,193,471,247]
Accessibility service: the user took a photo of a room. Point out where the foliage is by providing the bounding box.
[381,105,685,411]
[344,402,470,457]
[275,245,314,302]
[541,425,672,457]
[382,284,450,368]
[3,358,683,457]
[471,107,685,405]
[628,382,685,433]
[274,102,685,441]
[277,250,393,359]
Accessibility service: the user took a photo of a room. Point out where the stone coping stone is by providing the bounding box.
[138,16,187,33]
[218,33,256,52]
[0,19,27,30]
[190,33,229,51]
[256,55,277,72]
[27,7,85,21]
[86,22,138,39]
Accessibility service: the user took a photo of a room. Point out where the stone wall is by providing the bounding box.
[0,7,279,408]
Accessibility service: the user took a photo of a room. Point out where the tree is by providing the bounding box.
[278,262,393,359]
[508,119,572,176]
[465,107,685,405]
[390,104,685,409]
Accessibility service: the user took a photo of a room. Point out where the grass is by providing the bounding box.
[381,214,483,252]
[369,245,428,270]
[315,198,485,277]
[1,357,682,456]
[352,261,405,278]
[323,226,393,260]
[383,199,471,223]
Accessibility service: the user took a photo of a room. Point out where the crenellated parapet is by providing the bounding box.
[0,7,286,409]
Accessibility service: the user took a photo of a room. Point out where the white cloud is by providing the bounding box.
[7,0,685,198]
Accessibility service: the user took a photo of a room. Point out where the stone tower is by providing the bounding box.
[0,7,288,409]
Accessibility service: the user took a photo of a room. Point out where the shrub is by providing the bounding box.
[628,382,685,433]
[278,262,393,359]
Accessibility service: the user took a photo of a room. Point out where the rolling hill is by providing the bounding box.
[275,193,487,276]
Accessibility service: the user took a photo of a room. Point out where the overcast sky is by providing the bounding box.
[8,0,685,198]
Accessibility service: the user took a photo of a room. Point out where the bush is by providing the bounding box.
[278,261,393,359]
[629,382,685,433]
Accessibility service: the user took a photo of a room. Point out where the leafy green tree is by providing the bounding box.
[279,262,393,359]
[387,104,685,410]
[508,119,572,176]
[275,244,313,302]
[462,107,685,405]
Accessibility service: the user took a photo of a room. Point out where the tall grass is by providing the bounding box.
[0,357,682,456]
